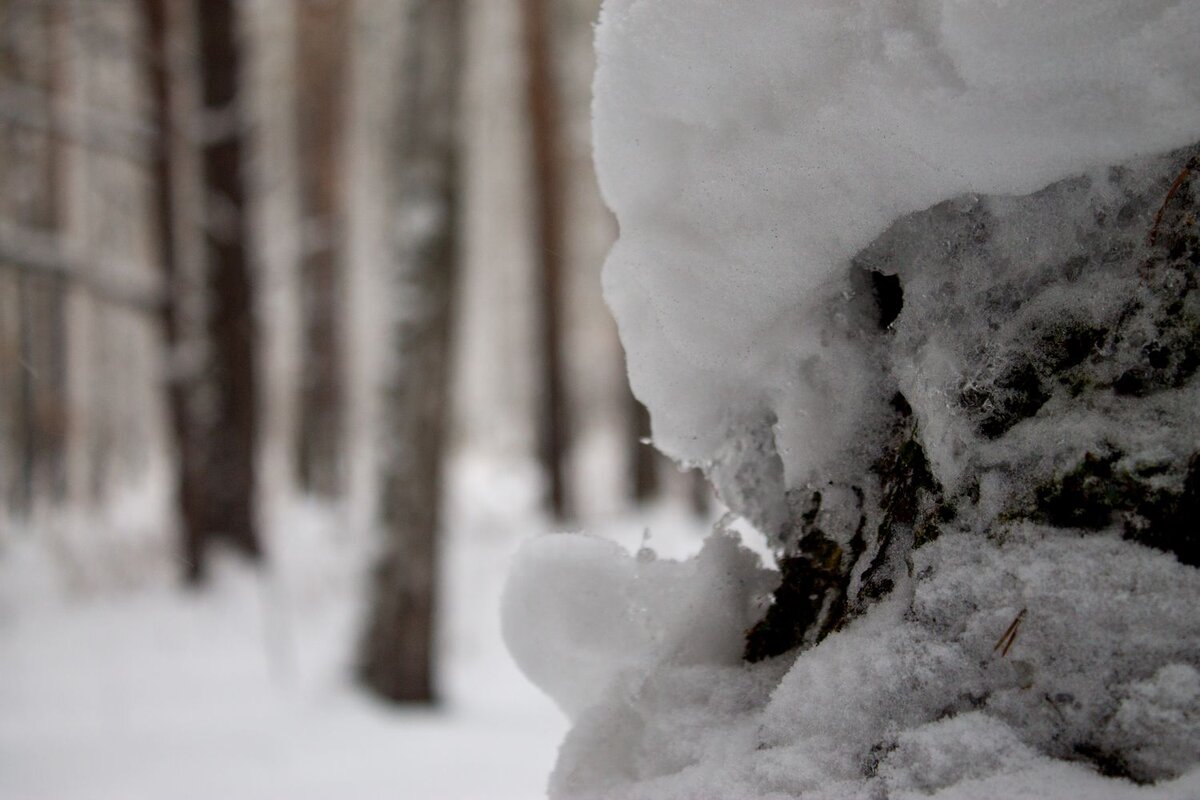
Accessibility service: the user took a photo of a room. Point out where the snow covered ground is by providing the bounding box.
[0,562,561,800]
[0,458,712,800]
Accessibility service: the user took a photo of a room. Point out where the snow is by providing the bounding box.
[593,0,1200,506]
[0,462,584,800]
[0,452,719,800]
[0,558,553,800]
[508,527,1200,799]
[500,1,1200,798]
[864,145,1200,529]
[502,526,770,718]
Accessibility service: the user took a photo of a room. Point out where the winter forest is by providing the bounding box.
[2,0,1200,799]
[1,0,709,796]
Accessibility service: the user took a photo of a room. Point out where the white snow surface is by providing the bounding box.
[0,462,664,799]
[594,0,1200,493]
[502,527,772,718]
[0,452,719,800]
[505,527,1200,800]
[500,2,1200,798]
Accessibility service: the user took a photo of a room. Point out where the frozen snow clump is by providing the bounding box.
[502,530,771,718]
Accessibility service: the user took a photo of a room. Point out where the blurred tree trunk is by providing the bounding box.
[0,4,29,513]
[630,394,658,502]
[187,0,260,580]
[0,0,69,513]
[37,0,67,505]
[523,0,569,520]
[293,0,350,497]
[142,0,210,583]
[689,467,711,515]
[358,0,463,704]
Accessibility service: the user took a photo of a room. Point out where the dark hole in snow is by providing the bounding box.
[870,271,903,330]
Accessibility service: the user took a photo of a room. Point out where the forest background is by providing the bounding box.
[0,1,712,797]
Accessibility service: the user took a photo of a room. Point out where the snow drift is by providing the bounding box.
[504,1,1200,797]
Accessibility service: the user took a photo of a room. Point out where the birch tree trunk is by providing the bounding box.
[358,0,463,704]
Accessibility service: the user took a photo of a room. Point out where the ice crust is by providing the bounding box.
[503,1,1200,797]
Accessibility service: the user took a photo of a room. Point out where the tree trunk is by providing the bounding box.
[358,0,463,705]
[293,0,350,497]
[142,0,207,583]
[0,6,23,513]
[0,0,69,513]
[523,0,569,520]
[689,467,711,515]
[188,0,260,579]
[630,394,658,502]
[37,0,67,505]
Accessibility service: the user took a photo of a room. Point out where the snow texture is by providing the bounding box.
[593,0,1200,508]
[503,529,772,718]
[0,464,578,800]
[503,1,1200,797]
[506,528,1200,799]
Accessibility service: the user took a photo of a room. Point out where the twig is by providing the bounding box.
[993,607,1027,658]
[1148,156,1197,247]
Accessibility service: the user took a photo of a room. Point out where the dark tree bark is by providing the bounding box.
[358,0,464,705]
[185,0,260,579]
[630,394,659,502]
[689,467,711,515]
[293,0,350,497]
[142,0,210,583]
[523,0,569,520]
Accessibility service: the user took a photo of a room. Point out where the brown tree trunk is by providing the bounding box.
[142,0,208,583]
[630,393,659,502]
[358,0,463,705]
[187,0,260,579]
[523,0,569,520]
[293,0,350,497]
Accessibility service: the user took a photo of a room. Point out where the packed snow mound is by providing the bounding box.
[508,528,1200,800]
[593,0,1200,518]
[502,530,772,718]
